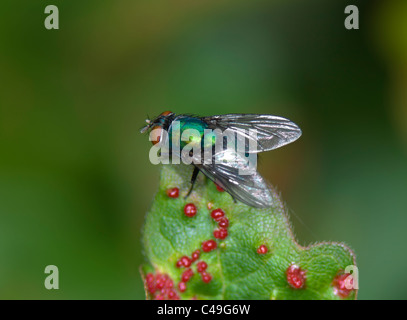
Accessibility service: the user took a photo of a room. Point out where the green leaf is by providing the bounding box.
[141,164,357,300]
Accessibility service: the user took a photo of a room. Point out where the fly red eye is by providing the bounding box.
[150,126,163,145]
[149,111,172,145]
[160,111,172,116]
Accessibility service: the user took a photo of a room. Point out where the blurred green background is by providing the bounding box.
[1,0,406,299]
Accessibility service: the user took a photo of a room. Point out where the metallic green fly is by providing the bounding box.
[141,111,302,208]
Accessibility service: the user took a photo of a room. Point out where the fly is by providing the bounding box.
[141,111,302,208]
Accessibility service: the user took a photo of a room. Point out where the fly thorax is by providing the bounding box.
[168,118,207,164]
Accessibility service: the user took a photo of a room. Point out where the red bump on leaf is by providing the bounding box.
[155,274,166,290]
[207,202,214,210]
[146,274,156,293]
[211,209,225,221]
[201,271,212,283]
[178,281,187,292]
[286,264,306,289]
[165,279,174,289]
[184,203,197,217]
[147,283,156,294]
[202,240,217,252]
[191,249,200,262]
[215,183,224,192]
[257,245,268,254]
[179,256,192,268]
[146,273,154,284]
[166,187,179,198]
[168,289,179,300]
[213,228,228,239]
[197,261,208,273]
[333,273,354,298]
[218,217,229,229]
[181,269,194,282]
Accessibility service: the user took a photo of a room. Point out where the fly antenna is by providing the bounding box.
[140,114,155,133]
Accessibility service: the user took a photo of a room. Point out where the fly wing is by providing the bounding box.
[194,149,273,208]
[202,114,302,153]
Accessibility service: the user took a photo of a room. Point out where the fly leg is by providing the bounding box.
[185,167,200,199]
